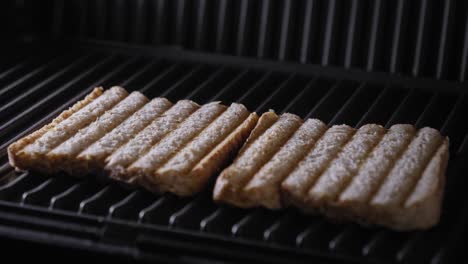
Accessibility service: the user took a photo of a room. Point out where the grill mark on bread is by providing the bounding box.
[155,104,249,189]
[19,86,128,172]
[47,91,148,173]
[331,127,386,203]
[212,112,279,205]
[243,118,327,209]
[77,97,172,170]
[281,125,355,208]
[8,87,104,170]
[397,139,449,229]
[105,100,199,180]
[338,125,416,207]
[158,103,250,174]
[307,124,386,207]
[371,127,443,209]
[302,126,356,196]
[213,113,302,207]
[399,136,445,206]
[192,113,259,180]
[156,108,258,196]
[405,139,448,208]
[129,102,227,189]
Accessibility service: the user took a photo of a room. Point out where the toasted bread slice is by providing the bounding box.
[47,91,148,174]
[243,118,327,209]
[14,86,127,173]
[215,114,448,230]
[105,99,199,181]
[310,125,448,230]
[77,97,172,171]
[213,112,302,208]
[8,87,104,171]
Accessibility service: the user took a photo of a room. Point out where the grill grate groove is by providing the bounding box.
[108,190,153,221]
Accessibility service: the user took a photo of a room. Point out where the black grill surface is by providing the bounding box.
[0,42,467,264]
[10,0,468,82]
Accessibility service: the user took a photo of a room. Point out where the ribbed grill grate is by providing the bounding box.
[12,0,468,82]
[0,44,468,263]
